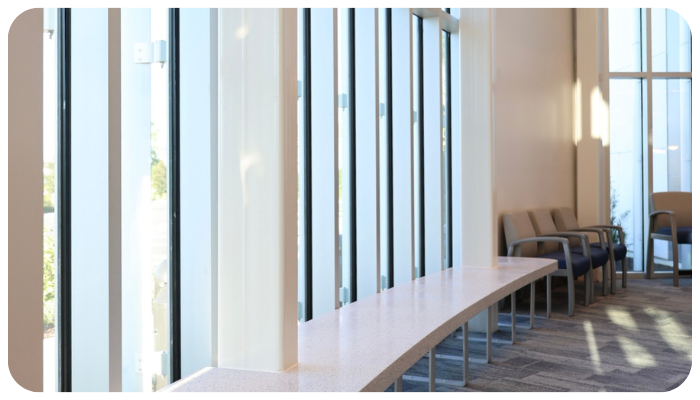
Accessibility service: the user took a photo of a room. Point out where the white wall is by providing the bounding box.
[492,8,576,254]
[8,8,44,392]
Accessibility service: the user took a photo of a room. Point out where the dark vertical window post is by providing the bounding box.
[57,7,72,393]
[303,8,313,320]
[445,29,453,269]
[386,9,394,288]
[168,7,181,383]
[348,9,358,302]
[417,16,425,278]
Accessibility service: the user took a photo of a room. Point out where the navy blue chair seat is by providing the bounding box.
[570,245,608,268]
[590,242,627,261]
[657,227,692,244]
[537,251,591,278]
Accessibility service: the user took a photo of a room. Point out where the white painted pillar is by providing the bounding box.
[8,8,43,392]
[218,8,298,372]
[575,9,605,282]
[459,9,498,333]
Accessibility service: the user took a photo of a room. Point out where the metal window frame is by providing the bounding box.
[348,8,358,302]
[416,14,425,278]
[385,8,394,288]
[56,7,72,393]
[303,8,313,320]
[168,7,182,384]
[602,8,692,277]
[445,29,453,269]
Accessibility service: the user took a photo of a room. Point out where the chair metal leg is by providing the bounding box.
[622,254,628,288]
[672,236,679,287]
[583,272,590,307]
[602,264,609,297]
[646,232,654,279]
[567,275,575,317]
[609,257,616,295]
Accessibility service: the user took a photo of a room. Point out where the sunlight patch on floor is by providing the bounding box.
[606,308,638,330]
[617,336,657,368]
[644,307,692,359]
[583,320,603,374]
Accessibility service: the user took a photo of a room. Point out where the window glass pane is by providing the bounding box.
[609,79,644,273]
[378,9,389,291]
[411,14,421,279]
[121,8,170,392]
[297,9,307,321]
[338,8,350,306]
[651,78,692,270]
[651,8,692,72]
[43,7,58,393]
[180,8,216,379]
[608,8,643,73]
[71,8,110,391]
[441,30,448,269]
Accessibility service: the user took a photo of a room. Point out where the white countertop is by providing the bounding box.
[162,256,557,392]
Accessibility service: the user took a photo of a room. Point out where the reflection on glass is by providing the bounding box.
[651,78,692,270]
[651,8,691,72]
[609,79,644,272]
[43,7,58,393]
[608,8,643,73]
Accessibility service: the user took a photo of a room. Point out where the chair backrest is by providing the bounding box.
[552,207,580,231]
[650,192,692,230]
[551,207,583,246]
[528,209,561,254]
[503,211,538,257]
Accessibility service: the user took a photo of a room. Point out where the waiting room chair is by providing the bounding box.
[647,192,692,287]
[552,207,627,294]
[504,211,592,318]
[530,209,609,302]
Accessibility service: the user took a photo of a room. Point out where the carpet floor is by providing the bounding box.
[385,276,692,392]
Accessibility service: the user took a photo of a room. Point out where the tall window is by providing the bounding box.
[296,8,458,320]
[607,8,692,274]
[412,14,424,279]
[42,7,58,393]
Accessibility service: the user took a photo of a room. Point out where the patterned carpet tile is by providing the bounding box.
[385,277,692,392]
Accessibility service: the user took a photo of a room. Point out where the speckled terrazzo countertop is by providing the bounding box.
[161,257,557,392]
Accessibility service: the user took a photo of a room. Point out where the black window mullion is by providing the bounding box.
[417,16,425,279]
[168,7,182,384]
[303,8,313,320]
[348,9,358,302]
[445,31,452,269]
[386,9,394,289]
[56,7,72,393]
